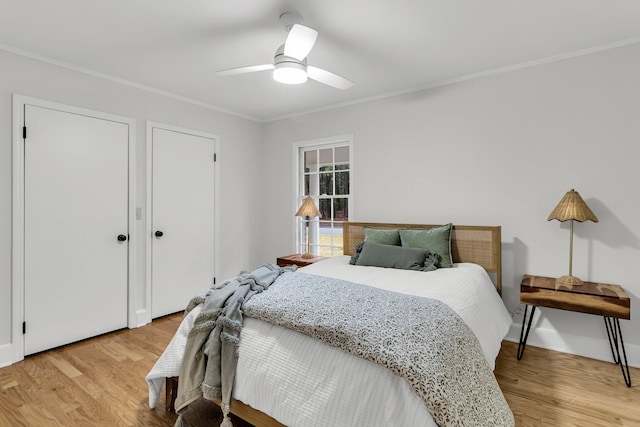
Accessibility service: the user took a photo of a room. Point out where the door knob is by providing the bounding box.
[155,230,164,238]
[117,234,128,242]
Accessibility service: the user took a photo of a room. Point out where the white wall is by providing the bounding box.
[262,43,640,366]
[0,49,264,363]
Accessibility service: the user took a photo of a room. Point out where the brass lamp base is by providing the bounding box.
[301,252,315,259]
[555,275,584,288]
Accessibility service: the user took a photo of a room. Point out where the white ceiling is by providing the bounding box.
[1,1,640,122]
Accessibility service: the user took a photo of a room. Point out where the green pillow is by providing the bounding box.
[364,227,400,246]
[355,241,427,271]
[399,223,453,268]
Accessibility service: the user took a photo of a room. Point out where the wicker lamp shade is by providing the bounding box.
[296,196,321,259]
[295,196,321,218]
[547,189,598,287]
[547,189,599,223]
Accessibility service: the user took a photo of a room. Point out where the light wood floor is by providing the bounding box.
[496,340,640,426]
[1,313,639,426]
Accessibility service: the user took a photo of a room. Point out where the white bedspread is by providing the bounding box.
[147,257,512,426]
[146,305,201,409]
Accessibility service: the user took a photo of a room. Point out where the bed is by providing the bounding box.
[147,222,513,427]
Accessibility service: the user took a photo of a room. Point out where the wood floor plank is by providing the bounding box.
[46,353,83,378]
[1,313,639,426]
[496,341,640,427]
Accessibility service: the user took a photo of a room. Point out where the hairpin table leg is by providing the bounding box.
[604,317,631,387]
[517,305,536,360]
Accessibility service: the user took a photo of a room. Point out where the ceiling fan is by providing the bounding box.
[214,12,353,90]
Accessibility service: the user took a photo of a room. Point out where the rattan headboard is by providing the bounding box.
[342,222,502,295]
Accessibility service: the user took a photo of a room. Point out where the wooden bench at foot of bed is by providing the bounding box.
[166,376,179,412]
[165,377,286,427]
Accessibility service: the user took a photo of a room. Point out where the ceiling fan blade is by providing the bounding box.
[214,64,274,76]
[284,24,318,60]
[307,66,353,90]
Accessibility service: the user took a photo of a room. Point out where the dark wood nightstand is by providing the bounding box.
[276,254,327,268]
[518,274,631,386]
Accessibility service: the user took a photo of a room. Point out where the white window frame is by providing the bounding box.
[293,134,354,257]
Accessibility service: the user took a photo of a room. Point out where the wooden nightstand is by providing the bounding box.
[276,254,327,268]
[517,274,631,386]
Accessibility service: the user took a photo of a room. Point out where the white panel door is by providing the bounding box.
[151,127,215,318]
[24,105,129,355]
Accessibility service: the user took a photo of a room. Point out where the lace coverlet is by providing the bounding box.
[243,271,514,427]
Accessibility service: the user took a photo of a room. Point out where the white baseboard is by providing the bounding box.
[505,322,640,369]
[135,309,151,328]
[0,343,14,368]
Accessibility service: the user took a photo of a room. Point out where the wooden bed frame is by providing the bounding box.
[166,222,502,426]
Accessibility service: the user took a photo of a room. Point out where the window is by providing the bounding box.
[296,137,352,257]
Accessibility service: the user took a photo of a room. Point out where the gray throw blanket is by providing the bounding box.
[173,263,295,427]
[243,272,515,427]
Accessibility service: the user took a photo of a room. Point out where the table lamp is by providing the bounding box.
[547,189,598,286]
[295,196,321,259]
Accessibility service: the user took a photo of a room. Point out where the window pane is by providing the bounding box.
[297,219,308,253]
[319,198,332,220]
[334,198,348,221]
[319,172,333,195]
[318,222,344,257]
[304,174,310,195]
[304,150,318,173]
[319,222,333,254]
[335,146,349,164]
[335,171,349,195]
[333,222,344,255]
[306,173,319,196]
[319,246,333,257]
[319,148,333,171]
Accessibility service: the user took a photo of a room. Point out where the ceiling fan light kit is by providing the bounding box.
[273,63,307,85]
[273,44,308,84]
[213,11,353,90]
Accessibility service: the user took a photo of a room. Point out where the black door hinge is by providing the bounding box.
[23,126,27,139]
[214,153,217,162]
[22,322,26,334]
[213,277,216,285]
